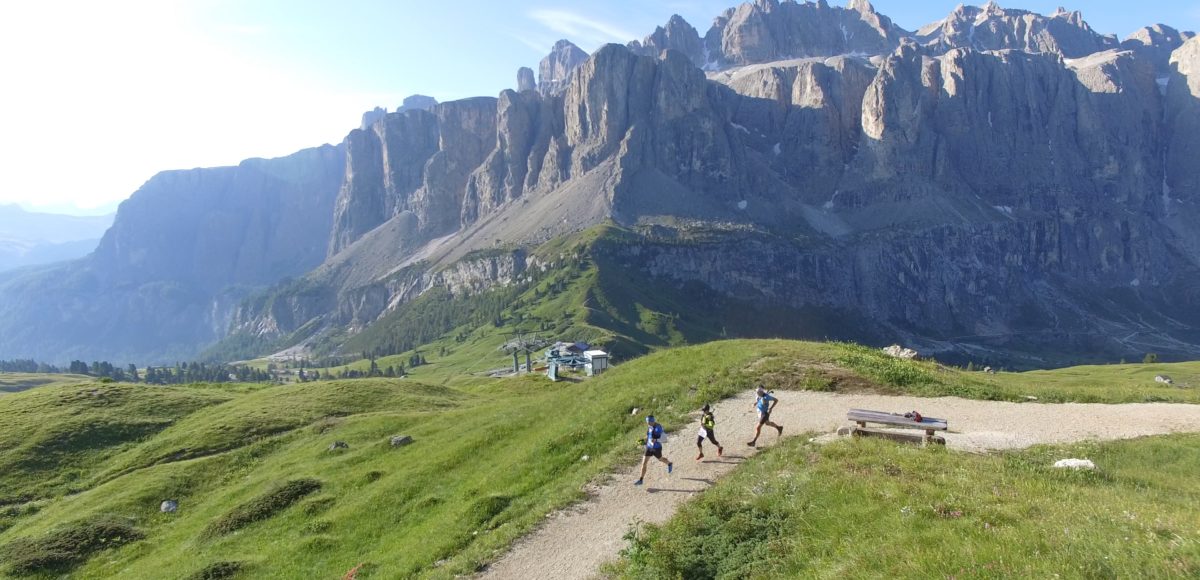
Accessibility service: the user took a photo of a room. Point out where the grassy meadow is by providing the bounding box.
[0,339,1197,578]
[608,434,1200,579]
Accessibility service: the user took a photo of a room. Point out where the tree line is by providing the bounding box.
[2,358,273,384]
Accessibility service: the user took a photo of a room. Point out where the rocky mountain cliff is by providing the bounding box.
[0,145,344,362]
[3,1,1199,366]
[222,1,1200,365]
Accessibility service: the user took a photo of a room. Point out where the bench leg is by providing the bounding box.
[923,430,934,446]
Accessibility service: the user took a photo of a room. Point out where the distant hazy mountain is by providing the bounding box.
[0,205,113,272]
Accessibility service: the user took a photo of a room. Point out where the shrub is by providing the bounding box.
[1,516,143,574]
[185,561,245,580]
[468,495,512,529]
[203,479,321,537]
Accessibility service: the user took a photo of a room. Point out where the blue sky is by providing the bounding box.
[1,0,1198,214]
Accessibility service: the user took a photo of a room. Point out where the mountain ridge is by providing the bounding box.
[1,2,1199,365]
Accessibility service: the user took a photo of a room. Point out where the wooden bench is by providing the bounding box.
[846,409,948,445]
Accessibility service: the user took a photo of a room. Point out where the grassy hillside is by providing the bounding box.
[610,434,1200,578]
[0,383,231,505]
[0,373,92,394]
[0,340,1196,578]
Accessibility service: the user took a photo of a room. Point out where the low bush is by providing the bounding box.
[185,560,244,579]
[203,479,321,537]
[1,516,143,574]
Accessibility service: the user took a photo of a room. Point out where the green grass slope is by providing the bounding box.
[0,383,231,506]
[0,373,92,394]
[610,434,1200,579]
[0,340,1197,578]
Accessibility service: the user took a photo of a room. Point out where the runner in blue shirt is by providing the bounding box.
[634,415,673,486]
[747,386,783,447]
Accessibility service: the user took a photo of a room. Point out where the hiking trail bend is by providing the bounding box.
[477,390,1200,579]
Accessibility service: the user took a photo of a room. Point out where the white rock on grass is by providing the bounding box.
[882,344,919,360]
[1053,458,1096,470]
[160,500,178,513]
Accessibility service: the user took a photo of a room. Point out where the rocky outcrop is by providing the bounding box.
[329,98,497,255]
[360,107,387,130]
[839,46,1163,212]
[396,95,438,113]
[517,66,537,92]
[1166,37,1200,204]
[461,89,561,224]
[1123,24,1198,77]
[631,15,706,67]
[703,0,904,68]
[539,40,589,96]
[916,3,1116,58]
[230,250,532,339]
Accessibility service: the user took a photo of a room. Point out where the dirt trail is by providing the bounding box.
[478,390,1200,579]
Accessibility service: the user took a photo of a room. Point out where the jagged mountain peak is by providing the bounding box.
[701,0,904,68]
[1123,24,1197,74]
[538,39,589,96]
[917,2,1115,58]
[397,94,438,113]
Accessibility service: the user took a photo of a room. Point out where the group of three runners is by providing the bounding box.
[634,386,784,486]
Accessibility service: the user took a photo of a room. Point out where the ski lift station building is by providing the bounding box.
[584,350,609,376]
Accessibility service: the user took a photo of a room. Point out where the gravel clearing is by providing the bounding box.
[478,390,1200,580]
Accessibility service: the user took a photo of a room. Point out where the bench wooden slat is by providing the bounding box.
[847,409,948,431]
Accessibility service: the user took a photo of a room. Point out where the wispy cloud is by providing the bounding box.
[506,31,553,55]
[528,9,637,47]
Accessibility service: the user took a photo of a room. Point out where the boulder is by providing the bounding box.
[882,345,919,360]
[390,435,414,447]
[1155,375,1174,385]
[160,500,178,513]
[328,441,350,451]
[1053,458,1096,470]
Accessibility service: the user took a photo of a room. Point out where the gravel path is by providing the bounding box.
[478,390,1200,580]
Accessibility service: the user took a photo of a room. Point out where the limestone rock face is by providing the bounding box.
[842,47,1163,213]
[359,106,387,130]
[1123,24,1196,75]
[916,3,1116,57]
[396,94,438,113]
[330,110,440,255]
[0,145,345,362]
[539,40,588,96]
[517,66,537,92]
[9,2,1200,366]
[1166,37,1200,204]
[704,0,904,68]
[461,89,560,224]
[634,14,706,67]
[329,98,497,255]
